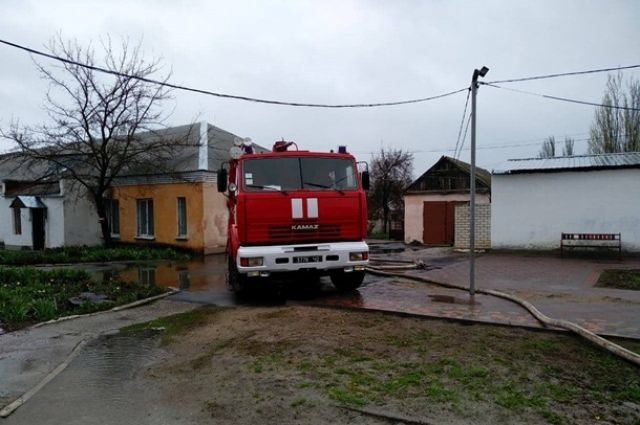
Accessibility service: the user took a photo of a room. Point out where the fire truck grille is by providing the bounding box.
[268,224,342,241]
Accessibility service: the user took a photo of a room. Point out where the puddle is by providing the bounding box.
[369,242,406,254]
[428,294,479,305]
[67,331,163,396]
[3,331,167,425]
[49,255,228,292]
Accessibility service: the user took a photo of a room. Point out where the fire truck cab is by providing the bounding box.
[218,139,370,294]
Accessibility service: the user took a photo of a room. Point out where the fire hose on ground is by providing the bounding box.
[364,262,640,367]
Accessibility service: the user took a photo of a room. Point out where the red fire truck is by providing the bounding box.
[217,139,370,294]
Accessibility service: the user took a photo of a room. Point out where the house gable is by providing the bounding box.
[406,156,491,194]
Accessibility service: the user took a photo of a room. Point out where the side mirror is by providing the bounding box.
[361,171,370,191]
[217,169,228,192]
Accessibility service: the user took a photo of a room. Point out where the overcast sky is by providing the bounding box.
[1,0,639,176]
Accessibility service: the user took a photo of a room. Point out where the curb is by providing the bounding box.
[28,288,180,330]
[0,288,181,418]
[0,339,89,418]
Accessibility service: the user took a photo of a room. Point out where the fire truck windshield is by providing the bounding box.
[242,157,358,192]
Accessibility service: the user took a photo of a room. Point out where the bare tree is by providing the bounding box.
[368,147,413,235]
[2,35,182,245]
[562,137,575,156]
[538,136,556,158]
[589,72,640,153]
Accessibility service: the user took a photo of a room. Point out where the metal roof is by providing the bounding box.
[492,152,640,175]
[10,196,47,209]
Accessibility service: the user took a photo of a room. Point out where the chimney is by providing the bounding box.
[198,121,208,170]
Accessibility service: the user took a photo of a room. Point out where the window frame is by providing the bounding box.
[12,207,22,235]
[176,197,188,239]
[106,199,120,238]
[136,198,155,238]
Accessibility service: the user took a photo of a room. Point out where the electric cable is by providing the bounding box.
[482,83,640,112]
[452,88,471,159]
[486,64,640,85]
[455,110,472,159]
[0,38,467,109]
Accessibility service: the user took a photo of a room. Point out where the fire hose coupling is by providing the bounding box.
[240,257,264,267]
[349,251,369,261]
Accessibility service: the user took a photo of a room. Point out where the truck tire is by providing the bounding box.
[330,270,365,292]
[228,258,249,296]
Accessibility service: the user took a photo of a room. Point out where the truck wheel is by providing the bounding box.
[228,258,249,296]
[330,270,365,292]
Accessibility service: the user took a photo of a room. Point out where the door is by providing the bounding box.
[31,209,46,250]
[423,201,456,245]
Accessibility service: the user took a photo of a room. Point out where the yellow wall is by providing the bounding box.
[111,182,228,253]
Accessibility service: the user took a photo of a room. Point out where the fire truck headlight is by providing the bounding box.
[240,257,264,267]
[349,252,368,261]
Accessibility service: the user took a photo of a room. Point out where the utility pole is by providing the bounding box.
[469,66,489,298]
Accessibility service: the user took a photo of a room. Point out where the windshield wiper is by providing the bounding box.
[303,181,331,189]
[304,181,344,194]
[246,184,288,195]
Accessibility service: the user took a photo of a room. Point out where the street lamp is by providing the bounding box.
[469,66,489,297]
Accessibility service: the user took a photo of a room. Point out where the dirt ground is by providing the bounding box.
[132,305,640,425]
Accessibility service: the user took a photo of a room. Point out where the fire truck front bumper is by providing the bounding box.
[236,241,369,276]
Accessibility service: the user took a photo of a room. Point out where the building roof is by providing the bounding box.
[492,152,640,175]
[10,195,47,209]
[406,156,491,194]
[0,122,269,182]
[3,180,61,197]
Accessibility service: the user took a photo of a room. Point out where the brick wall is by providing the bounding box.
[454,203,491,249]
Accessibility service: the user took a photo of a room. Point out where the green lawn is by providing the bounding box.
[0,245,191,266]
[0,266,166,330]
[597,269,640,290]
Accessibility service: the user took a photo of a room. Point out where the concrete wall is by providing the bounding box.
[454,203,491,249]
[63,183,102,246]
[491,169,640,251]
[202,182,228,254]
[112,181,228,252]
[404,193,490,244]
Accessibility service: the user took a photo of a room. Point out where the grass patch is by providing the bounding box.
[279,325,640,423]
[0,266,165,330]
[290,397,308,408]
[597,269,640,290]
[0,245,192,266]
[121,307,219,345]
[328,386,370,407]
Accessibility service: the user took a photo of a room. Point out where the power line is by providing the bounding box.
[0,38,467,109]
[482,83,640,111]
[486,64,640,85]
[353,134,602,156]
[455,111,472,159]
[452,88,471,159]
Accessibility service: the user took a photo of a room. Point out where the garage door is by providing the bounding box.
[423,201,456,245]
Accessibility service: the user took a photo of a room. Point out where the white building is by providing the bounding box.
[0,179,101,249]
[491,152,640,252]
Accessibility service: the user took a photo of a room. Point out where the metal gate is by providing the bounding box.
[423,201,455,245]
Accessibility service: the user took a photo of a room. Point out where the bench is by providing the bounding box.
[560,233,621,258]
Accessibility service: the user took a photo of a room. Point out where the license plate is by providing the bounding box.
[293,255,322,264]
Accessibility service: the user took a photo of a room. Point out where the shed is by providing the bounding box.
[404,156,491,245]
[491,152,640,252]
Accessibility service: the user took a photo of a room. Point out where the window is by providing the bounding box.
[12,207,21,235]
[138,267,156,286]
[136,199,154,237]
[106,199,120,237]
[177,197,187,238]
[242,157,358,192]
